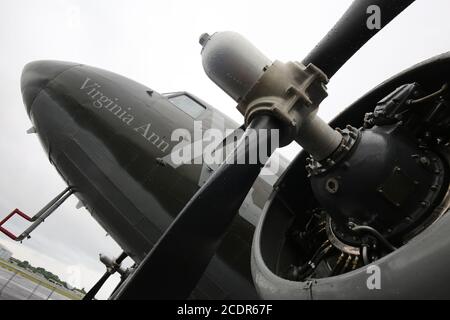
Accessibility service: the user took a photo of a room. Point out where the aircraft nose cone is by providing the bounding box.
[21,60,80,115]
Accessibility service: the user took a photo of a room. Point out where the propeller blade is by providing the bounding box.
[114,115,280,299]
[115,252,128,265]
[83,271,111,300]
[302,0,415,78]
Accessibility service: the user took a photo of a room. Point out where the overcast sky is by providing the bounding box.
[0,0,449,299]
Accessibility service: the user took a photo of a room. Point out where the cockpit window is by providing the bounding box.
[168,94,206,118]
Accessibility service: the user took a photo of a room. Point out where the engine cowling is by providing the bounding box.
[251,52,450,299]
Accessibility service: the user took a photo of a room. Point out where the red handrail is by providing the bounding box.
[0,209,33,240]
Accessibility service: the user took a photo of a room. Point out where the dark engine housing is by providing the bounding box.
[251,52,450,299]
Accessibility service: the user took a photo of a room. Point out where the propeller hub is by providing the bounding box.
[200,31,342,159]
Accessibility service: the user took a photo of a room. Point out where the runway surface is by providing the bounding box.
[0,267,70,300]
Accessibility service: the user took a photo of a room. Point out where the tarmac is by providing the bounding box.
[0,267,70,300]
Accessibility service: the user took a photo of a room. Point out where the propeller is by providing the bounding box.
[83,252,128,300]
[302,0,415,77]
[114,0,415,300]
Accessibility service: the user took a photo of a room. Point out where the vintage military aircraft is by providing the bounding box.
[2,0,450,299]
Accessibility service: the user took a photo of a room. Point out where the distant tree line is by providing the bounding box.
[10,257,86,294]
